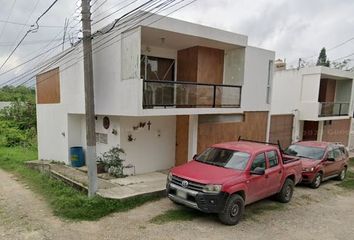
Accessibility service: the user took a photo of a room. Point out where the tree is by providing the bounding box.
[0,86,35,102]
[316,47,330,67]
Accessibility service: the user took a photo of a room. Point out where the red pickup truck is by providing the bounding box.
[283,141,349,189]
[166,140,302,225]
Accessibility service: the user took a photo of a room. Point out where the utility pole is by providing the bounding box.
[81,0,98,197]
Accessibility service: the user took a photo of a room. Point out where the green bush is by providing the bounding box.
[0,98,36,147]
[97,146,126,178]
[0,86,35,102]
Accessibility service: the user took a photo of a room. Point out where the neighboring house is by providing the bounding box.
[0,101,11,110]
[270,62,354,148]
[35,13,275,174]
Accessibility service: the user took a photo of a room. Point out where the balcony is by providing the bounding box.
[143,80,242,109]
[319,102,350,117]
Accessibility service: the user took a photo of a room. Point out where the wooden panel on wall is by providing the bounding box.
[36,67,60,104]
[269,114,294,148]
[318,79,336,102]
[177,47,198,82]
[175,115,189,166]
[322,119,351,146]
[197,46,224,85]
[177,46,225,107]
[197,112,268,153]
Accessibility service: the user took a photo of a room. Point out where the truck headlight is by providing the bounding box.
[167,172,173,182]
[203,184,222,194]
[303,167,314,172]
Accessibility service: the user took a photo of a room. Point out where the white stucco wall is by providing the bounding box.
[224,48,245,86]
[37,104,68,162]
[36,14,274,169]
[271,69,301,115]
[37,48,85,163]
[95,115,121,155]
[120,116,176,174]
[242,46,274,112]
[93,28,142,116]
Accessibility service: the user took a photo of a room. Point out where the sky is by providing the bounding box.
[0,0,354,86]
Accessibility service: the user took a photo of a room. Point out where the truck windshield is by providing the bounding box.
[196,148,250,170]
[284,144,325,160]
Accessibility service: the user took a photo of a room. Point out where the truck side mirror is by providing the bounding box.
[251,167,265,175]
[193,154,198,160]
[327,157,335,162]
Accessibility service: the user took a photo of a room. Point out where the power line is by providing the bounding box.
[328,36,354,51]
[0,3,83,79]
[0,0,18,41]
[92,0,139,25]
[8,0,196,88]
[9,0,41,54]
[300,36,354,61]
[0,19,75,28]
[332,52,354,62]
[28,0,197,88]
[0,0,60,72]
[23,0,189,87]
[14,1,169,86]
[0,38,62,46]
[91,0,108,15]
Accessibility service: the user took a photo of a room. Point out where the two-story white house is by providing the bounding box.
[270,63,354,148]
[35,13,275,174]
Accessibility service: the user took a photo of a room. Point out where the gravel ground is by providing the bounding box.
[0,168,353,240]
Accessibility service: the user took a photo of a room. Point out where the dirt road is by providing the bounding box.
[0,168,353,240]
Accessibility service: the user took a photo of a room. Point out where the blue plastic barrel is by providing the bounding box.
[70,146,85,168]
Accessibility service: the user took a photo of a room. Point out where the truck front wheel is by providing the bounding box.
[310,173,322,189]
[276,178,294,203]
[218,194,245,225]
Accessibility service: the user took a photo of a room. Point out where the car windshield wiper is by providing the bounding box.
[204,161,223,167]
[296,155,316,159]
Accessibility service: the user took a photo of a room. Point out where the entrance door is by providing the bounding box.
[303,121,318,141]
[269,114,294,148]
[175,116,189,166]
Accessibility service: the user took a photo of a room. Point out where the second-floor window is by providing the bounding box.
[266,60,274,104]
[140,55,175,81]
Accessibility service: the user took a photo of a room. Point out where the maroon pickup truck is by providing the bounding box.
[166,140,302,225]
[283,141,349,188]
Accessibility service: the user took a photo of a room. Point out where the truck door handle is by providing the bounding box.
[278,170,282,174]
[265,175,269,179]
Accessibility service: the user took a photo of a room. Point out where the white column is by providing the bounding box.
[317,121,324,141]
[187,115,198,160]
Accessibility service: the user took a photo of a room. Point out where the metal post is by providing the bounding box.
[212,85,216,108]
[81,0,97,198]
[339,103,342,116]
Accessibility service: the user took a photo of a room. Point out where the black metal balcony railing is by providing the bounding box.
[143,80,242,109]
[319,102,350,117]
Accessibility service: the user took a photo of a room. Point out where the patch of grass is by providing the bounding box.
[150,208,204,224]
[349,158,354,167]
[338,170,354,190]
[246,200,285,221]
[0,147,160,221]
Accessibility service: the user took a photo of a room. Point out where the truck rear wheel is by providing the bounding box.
[276,178,294,203]
[335,168,347,181]
[218,194,245,225]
